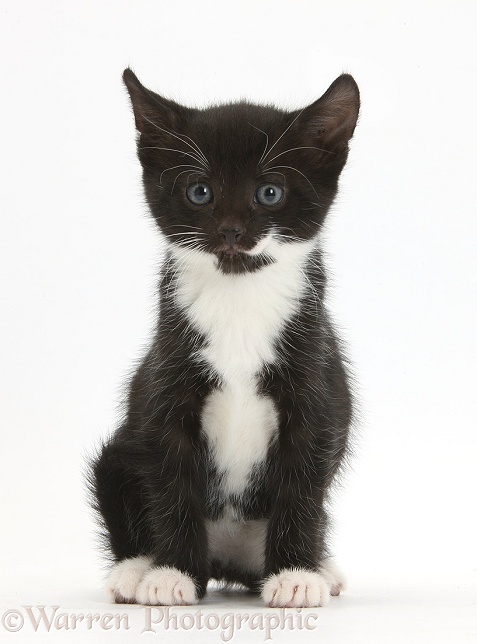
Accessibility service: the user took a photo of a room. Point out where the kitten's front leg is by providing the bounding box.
[134,504,209,605]
[261,479,333,607]
[107,452,210,607]
[134,434,210,606]
[261,432,345,608]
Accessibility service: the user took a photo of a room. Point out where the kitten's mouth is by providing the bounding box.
[215,244,246,258]
[214,234,273,259]
[213,236,274,275]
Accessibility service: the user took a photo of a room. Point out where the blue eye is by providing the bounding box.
[186,183,213,205]
[255,184,284,206]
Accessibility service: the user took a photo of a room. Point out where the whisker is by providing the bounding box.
[260,108,306,166]
[160,164,206,185]
[170,169,202,194]
[274,231,301,242]
[274,226,299,240]
[264,146,333,167]
[140,115,210,169]
[249,123,270,166]
[168,128,211,169]
[259,169,287,184]
[265,165,319,199]
[166,231,207,238]
[168,224,204,230]
[174,240,208,251]
[140,145,207,168]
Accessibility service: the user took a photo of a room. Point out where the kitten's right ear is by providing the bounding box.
[302,74,360,152]
[122,68,181,134]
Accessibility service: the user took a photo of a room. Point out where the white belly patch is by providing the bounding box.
[201,379,278,497]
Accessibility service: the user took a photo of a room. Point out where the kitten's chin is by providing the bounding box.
[214,251,274,275]
[214,234,275,274]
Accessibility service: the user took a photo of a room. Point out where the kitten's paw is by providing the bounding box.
[261,568,330,607]
[107,556,153,604]
[135,566,198,606]
[320,557,346,596]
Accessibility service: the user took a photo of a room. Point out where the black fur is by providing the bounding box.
[88,68,359,601]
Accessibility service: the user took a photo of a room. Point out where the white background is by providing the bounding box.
[1,1,476,642]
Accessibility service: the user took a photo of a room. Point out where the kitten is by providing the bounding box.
[89,68,359,608]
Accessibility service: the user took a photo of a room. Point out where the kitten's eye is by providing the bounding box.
[255,184,284,206]
[186,183,213,205]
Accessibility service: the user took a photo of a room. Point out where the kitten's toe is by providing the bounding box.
[135,566,198,606]
[320,557,346,596]
[261,568,330,608]
[107,556,153,604]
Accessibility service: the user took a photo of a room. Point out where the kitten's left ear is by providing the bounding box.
[303,74,360,150]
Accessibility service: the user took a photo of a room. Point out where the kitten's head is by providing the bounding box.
[123,68,359,274]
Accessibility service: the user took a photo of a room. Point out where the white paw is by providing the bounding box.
[107,556,153,603]
[261,568,330,607]
[135,566,198,606]
[320,557,346,596]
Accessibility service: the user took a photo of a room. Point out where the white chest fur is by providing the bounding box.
[170,239,314,498]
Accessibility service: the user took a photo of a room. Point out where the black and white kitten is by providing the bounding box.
[90,68,359,608]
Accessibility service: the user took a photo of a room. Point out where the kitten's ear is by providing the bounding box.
[122,68,182,134]
[304,74,360,150]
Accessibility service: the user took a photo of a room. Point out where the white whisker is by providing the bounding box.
[168,224,204,230]
[169,129,210,169]
[260,169,287,184]
[170,169,202,194]
[260,108,306,166]
[249,123,270,166]
[140,145,207,169]
[140,115,210,169]
[265,165,319,199]
[160,164,205,185]
[264,146,333,167]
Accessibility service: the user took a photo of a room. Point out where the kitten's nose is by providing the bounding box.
[219,226,244,246]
